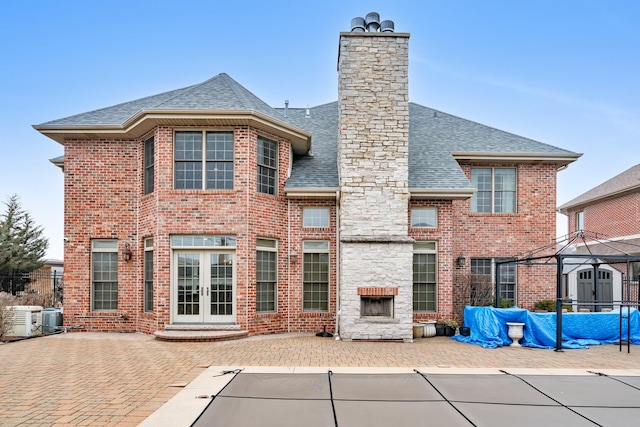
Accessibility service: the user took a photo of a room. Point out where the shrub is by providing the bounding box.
[492,298,514,309]
[533,299,573,312]
[533,299,556,311]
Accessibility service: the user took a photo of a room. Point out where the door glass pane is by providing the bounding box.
[210,254,233,316]
[177,253,200,316]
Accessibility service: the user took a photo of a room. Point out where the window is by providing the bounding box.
[411,207,437,227]
[257,136,278,195]
[144,238,153,312]
[174,131,234,190]
[256,239,277,313]
[303,207,330,227]
[144,137,154,194]
[413,241,437,312]
[303,241,329,311]
[576,211,584,231]
[497,260,516,304]
[470,167,516,213]
[92,240,118,311]
[170,235,236,248]
[471,258,517,306]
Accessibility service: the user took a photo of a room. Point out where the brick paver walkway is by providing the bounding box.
[1,332,639,426]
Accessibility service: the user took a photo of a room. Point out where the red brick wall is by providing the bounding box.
[566,192,640,237]
[409,200,454,322]
[62,139,139,332]
[62,131,561,334]
[286,199,337,333]
[452,163,559,311]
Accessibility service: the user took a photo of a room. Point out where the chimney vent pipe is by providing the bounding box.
[380,20,394,32]
[284,100,289,117]
[365,12,380,32]
[350,17,366,32]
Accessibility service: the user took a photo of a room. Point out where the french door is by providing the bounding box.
[173,251,235,323]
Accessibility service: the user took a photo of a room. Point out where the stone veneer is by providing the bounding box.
[337,31,413,341]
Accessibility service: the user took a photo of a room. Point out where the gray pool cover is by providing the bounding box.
[192,371,640,426]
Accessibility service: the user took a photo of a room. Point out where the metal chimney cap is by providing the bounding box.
[380,20,394,32]
[365,12,380,25]
[365,11,380,32]
[350,17,366,32]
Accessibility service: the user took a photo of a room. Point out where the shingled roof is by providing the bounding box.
[558,164,640,212]
[39,73,284,126]
[39,73,581,195]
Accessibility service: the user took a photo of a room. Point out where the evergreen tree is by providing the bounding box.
[0,195,49,293]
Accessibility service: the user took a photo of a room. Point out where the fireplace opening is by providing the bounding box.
[360,296,393,317]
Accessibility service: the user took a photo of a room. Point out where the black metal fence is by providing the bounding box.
[0,270,62,299]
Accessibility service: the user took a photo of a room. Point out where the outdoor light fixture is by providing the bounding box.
[122,243,133,262]
[456,255,466,267]
[289,250,298,260]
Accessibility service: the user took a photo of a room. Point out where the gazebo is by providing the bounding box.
[495,230,640,351]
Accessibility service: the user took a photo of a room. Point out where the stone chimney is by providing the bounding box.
[337,13,414,341]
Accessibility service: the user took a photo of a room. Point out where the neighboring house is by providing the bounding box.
[28,259,64,296]
[558,164,640,310]
[35,14,580,340]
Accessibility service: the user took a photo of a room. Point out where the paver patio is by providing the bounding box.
[1,332,640,426]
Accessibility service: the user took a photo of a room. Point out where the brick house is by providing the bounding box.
[558,164,640,309]
[35,15,580,340]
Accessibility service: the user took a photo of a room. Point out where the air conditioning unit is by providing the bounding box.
[4,306,43,337]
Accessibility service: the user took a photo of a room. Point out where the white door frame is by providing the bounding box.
[172,250,236,324]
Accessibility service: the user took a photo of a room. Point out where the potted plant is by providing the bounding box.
[441,319,458,336]
[435,322,445,336]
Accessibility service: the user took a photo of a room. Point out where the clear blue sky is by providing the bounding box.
[1,1,639,260]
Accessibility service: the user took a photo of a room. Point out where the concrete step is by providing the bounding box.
[164,324,242,331]
[154,328,248,342]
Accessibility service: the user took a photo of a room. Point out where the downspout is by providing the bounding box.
[287,198,291,333]
[335,190,340,338]
[245,133,251,333]
[135,140,140,333]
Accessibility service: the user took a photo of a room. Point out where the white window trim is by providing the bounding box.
[471,167,517,214]
[413,241,438,312]
[256,238,278,313]
[302,240,330,312]
[303,207,330,228]
[91,239,119,312]
[144,238,154,313]
[411,207,438,228]
[173,130,235,190]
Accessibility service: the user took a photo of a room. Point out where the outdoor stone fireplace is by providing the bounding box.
[359,287,396,318]
[336,14,413,342]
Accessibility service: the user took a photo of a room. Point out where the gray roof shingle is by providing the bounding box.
[40,73,580,193]
[39,73,286,126]
[559,164,640,211]
[282,101,579,191]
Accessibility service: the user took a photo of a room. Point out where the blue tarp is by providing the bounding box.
[452,306,640,349]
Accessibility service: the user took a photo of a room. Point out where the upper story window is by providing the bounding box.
[470,167,516,213]
[303,207,330,227]
[576,211,584,231]
[411,207,437,227]
[174,131,234,190]
[144,137,154,195]
[257,136,278,195]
